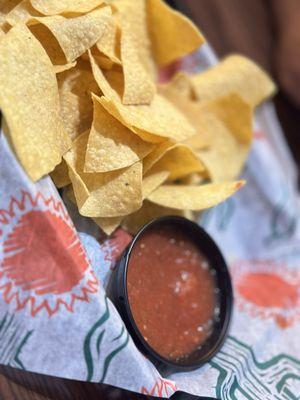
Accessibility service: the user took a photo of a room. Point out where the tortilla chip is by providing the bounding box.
[90,54,195,141]
[148,0,204,65]
[159,83,210,149]
[30,0,105,15]
[64,132,143,218]
[114,0,156,78]
[96,14,120,64]
[120,23,156,105]
[115,0,156,105]
[5,0,40,25]
[0,0,22,26]
[0,24,70,181]
[121,200,193,234]
[167,71,194,98]
[57,59,100,95]
[33,7,112,63]
[58,62,100,139]
[50,159,70,188]
[65,183,123,234]
[0,0,22,15]
[85,96,154,172]
[53,61,76,73]
[191,55,276,107]
[147,181,244,210]
[95,53,115,70]
[197,94,253,182]
[142,168,169,198]
[144,142,205,181]
[29,22,66,64]
[93,216,122,235]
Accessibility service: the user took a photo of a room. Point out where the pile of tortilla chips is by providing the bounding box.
[0,0,276,234]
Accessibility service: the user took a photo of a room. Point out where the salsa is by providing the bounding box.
[127,224,219,361]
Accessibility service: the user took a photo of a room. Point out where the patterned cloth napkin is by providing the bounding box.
[0,45,299,399]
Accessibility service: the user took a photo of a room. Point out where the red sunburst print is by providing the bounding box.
[99,228,132,271]
[0,191,99,317]
[231,259,300,328]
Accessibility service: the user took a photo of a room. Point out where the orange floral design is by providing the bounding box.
[98,227,132,271]
[231,259,300,328]
[141,377,177,397]
[0,191,99,317]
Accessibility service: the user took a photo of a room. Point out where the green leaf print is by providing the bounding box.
[210,336,300,399]
[83,297,129,383]
[0,312,33,370]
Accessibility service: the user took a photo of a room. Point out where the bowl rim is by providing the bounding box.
[115,215,233,371]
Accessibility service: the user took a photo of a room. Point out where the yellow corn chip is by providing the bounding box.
[64,132,143,218]
[192,55,276,107]
[142,169,169,199]
[33,7,111,63]
[30,0,105,15]
[58,59,100,95]
[96,14,121,64]
[102,67,124,96]
[114,0,156,78]
[159,83,210,149]
[115,0,156,105]
[53,61,76,74]
[95,53,115,70]
[180,173,205,186]
[59,92,93,141]
[58,61,100,139]
[144,143,205,181]
[147,181,244,210]
[148,0,204,65]
[143,140,173,172]
[143,140,205,174]
[29,22,66,64]
[0,0,21,29]
[93,216,122,235]
[0,0,22,15]
[5,0,40,25]
[0,24,70,181]
[85,96,153,172]
[197,94,253,182]
[65,183,123,234]
[167,71,194,98]
[50,159,70,188]
[99,94,195,142]
[120,23,156,105]
[90,45,195,143]
[121,200,193,234]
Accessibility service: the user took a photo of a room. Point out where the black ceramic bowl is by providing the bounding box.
[107,216,233,374]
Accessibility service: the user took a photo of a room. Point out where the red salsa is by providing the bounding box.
[127,224,219,361]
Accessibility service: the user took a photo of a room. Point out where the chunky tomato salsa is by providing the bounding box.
[127,224,220,361]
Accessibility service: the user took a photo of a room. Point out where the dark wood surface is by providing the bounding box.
[0,365,151,400]
[1,1,300,399]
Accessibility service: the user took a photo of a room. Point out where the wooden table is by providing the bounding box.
[0,365,208,400]
[0,365,152,400]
